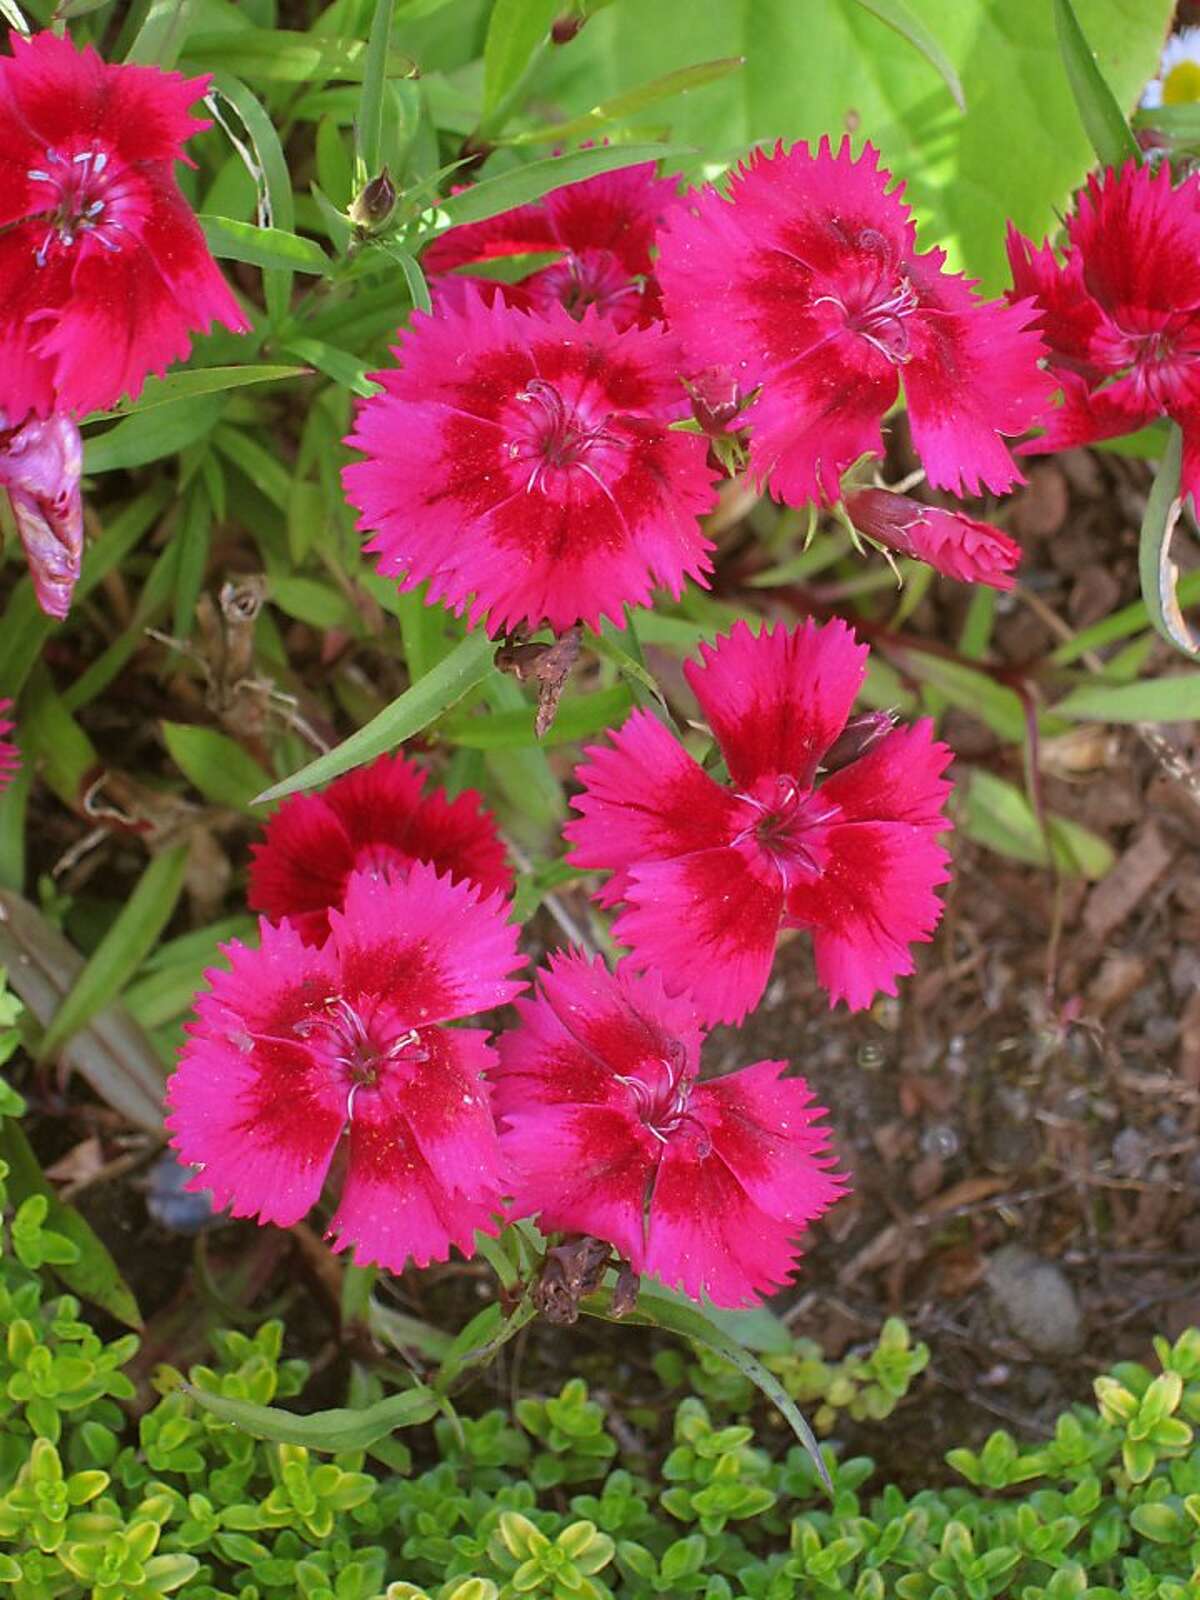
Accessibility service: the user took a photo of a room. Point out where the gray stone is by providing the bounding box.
[984,1245,1085,1357]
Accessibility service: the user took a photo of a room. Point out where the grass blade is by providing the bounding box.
[1052,0,1140,169]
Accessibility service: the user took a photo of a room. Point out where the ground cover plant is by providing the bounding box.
[0,0,1199,1594]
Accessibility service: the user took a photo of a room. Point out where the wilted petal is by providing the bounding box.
[0,412,84,619]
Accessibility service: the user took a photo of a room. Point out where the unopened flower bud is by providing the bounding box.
[350,167,396,230]
[682,365,743,435]
[551,11,584,43]
[821,711,897,774]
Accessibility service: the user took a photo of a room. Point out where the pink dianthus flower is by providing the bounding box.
[493,951,846,1307]
[566,619,953,1024]
[0,409,83,618]
[846,488,1022,590]
[248,751,513,946]
[656,138,1051,507]
[1007,161,1200,500]
[423,159,677,330]
[342,292,717,637]
[0,699,18,794]
[165,865,525,1272]
[0,29,248,418]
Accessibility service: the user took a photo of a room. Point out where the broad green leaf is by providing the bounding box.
[39,844,191,1063]
[0,1119,142,1329]
[482,0,556,123]
[504,57,745,147]
[88,367,307,420]
[1137,424,1200,659]
[269,575,359,630]
[256,630,496,802]
[1053,0,1140,170]
[581,1287,831,1490]
[958,769,1114,879]
[358,0,394,177]
[183,1381,440,1449]
[1055,674,1200,724]
[429,142,689,229]
[162,723,273,813]
[84,394,226,473]
[848,0,963,109]
[0,890,166,1135]
[544,0,1172,289]
[199,214,332,276]
[183,29,417,84]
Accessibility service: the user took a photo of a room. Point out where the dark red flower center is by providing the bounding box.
[506,376,624,495]
[25,144,126,266]
[291,996,429,1111]
[732,774,837,891]
[533,250,642,321]
[813,231,919,364]
[615,1039,711,1154]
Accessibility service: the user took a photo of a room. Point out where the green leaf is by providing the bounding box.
[1136,424,1200,659]
[0,0,28,32]
[183,29,418,84]
[430,142,689,228]
[0,1119,142,1329]
[88,367,306,420]
[958,769,1114,879]
[162,723,273,813]
[207,72,299,322]
[38,844,191,1063]
[182,1381,440,1449]
[581,1287,831,1490]
[84,394,226,473]
[0,890,166,1135]
[1055,673,1200,724]
[482,0,556,121]
[847,0,963,109]
[645,1282,796,1354]
[282,337,378,397]
[369,238,433,315]
[358,0,395,177]
[545,0,1172,289]
[1052,0,1140,169]
[441,685,633,749]
[199,214,332,276]
[255,630,496,803]
[125,0,197,68]
[504,57,745,147]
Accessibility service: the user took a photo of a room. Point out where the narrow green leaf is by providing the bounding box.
[1136,424,1200,659]
[0,890,166,1135]
[0,0,28,32]
[282,337,378,397]
[255,630,495,803]
[183,29,417,85]
[429,142,687,229]
[199,214,332,276]
[1055,673,1200,723]
[184,1381,440,1448]
[84,395,226,473]
[1052,0,1140,169]
[441,685,633,749]
[482,0,556,120]
[358,0,394,177]
[593,624,669,715]
[1050,570,1200,665]
[959,769,1114,879]
[207,72,298,322]
[88,367,306,420]
[582,1287,831,1491]
[125,0,196,68]
[162,723,273,813]
[646,1283,795,1355]
[0,1120,142,1329]
[847,0,963,109]
[39,844,191,1063]
[504,58,744,147]
[19,664,97,808]
[370,239,433,315]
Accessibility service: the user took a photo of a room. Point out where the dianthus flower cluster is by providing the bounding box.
[0,29,246,615]
[169,133,1063,1308]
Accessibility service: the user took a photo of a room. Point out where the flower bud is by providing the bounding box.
[681,365,743,435]
[350,166,396,230]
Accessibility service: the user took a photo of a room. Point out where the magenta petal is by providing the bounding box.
[164,922,345,1228]
[684,618,867,788]
[695,1060,845,1226]
[327,1090,500,1272]
[1070,161,1200,325]
[247,793,358,944]
[329,863,525,1023]
[400,1027,505,1202]
[0,700,20,796]
[1005,225,1111,377]
[818,720,953,827]
[643,1143,802,1306]
[0,412,84,619]
[565,709,745,906]
[617,847,783,1026]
